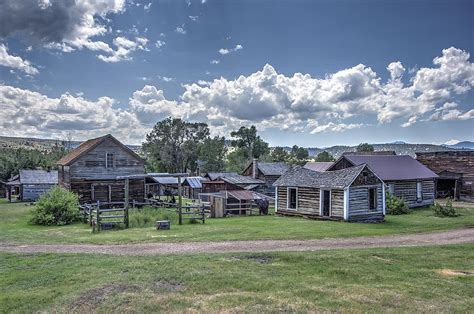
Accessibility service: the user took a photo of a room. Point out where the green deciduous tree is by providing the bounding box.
[356,143,374,152]
[230,126,270,159]
[198,136,227,174]
[315,151,335,162]
[270,146,290,162]
[288,145,309,165]
[143,118,210,173]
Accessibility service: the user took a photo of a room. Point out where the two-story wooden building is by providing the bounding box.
[274,164,385,222]
[242,159,289,196]
[57,134,145,204]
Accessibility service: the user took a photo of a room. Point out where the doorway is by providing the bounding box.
[322,190,331,216]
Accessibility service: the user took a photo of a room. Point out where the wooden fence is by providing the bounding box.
[79,201,129,232]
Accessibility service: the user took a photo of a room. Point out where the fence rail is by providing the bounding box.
[79,201,129,232]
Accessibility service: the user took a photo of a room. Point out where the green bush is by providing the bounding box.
[129,206,179,228]
[30,186,80,225]
[432,200,458,217]
[386,192,410,215]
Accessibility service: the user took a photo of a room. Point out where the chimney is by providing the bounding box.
[252,158,258,179]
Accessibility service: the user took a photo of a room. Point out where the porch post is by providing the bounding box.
[274,186,278,212]
[382,183,386,215]
[343,188,349,221]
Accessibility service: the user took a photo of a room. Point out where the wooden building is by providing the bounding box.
[274,164,385,222]
[242,159,289,196]
[5,170,58,202]
[416,151,474,201]
[0,181,6,198]
[57,134,146,204]
[182,176,205,199]
[204,172,264,191]
[328,155,437,208]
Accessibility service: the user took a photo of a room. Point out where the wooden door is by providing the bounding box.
[322,190,331,216]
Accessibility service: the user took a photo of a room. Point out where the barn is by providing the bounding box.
[416,151,474,201]
[274,164,385,222]
[328,155,438,208]
[57,134,146,204]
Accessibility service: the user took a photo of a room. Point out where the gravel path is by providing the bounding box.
[1,229,473,256]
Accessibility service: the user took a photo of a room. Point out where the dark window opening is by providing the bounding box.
[288,188,297,209]
[369,188,377,210]
[106,153,114,168]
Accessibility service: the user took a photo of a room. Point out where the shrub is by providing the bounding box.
[385,192,410,215]
[432,200,458,217]
[129,206,179,228]
[30,186,80,225]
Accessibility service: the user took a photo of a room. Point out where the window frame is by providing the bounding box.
[368,187,377,210]
[287,187,298,210]
[416,181,423,201]
[105,153,114,169]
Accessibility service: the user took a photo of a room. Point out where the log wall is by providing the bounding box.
[386,180,435,208]
[348,184,384,222]
[71,179,145,204]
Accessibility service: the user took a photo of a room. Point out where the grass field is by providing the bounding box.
[0,199,473,244]
[1,245,473,312]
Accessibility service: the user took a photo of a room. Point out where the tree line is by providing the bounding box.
[0,117,375,179]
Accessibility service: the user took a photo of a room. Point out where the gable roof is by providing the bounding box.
[183,176,206,189]
[333,155,438,181]
[304,162,333,172]
[243,161,290,176]
[274,164,370,189]
[206,172,238,181]
[57,134,144,166]
[19,170,58,184]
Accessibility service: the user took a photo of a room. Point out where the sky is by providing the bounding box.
[0,0,473,146]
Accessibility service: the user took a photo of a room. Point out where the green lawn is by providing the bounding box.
[1,245,473,312]
[0,199,473,244]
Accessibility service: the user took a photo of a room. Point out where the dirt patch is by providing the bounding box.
[151,280,186,293]
[370,254,392,262]
[69,284,141,310]
[436,269,474,276]
[232,255,274,264]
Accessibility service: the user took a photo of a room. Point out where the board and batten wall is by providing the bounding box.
[386,180,435,208]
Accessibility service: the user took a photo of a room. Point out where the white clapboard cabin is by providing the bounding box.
[273,164,385,222]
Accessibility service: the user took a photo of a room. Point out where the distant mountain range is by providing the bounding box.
[0,135,472,158]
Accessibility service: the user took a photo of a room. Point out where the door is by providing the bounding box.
[322,190,331,216]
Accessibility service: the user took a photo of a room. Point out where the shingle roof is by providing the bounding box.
[304,162,333,172]
[57,134,143,166]
[273,164,367,189]
[19,170,58,184]
[341,155,438,181]
[256,162,289,176]
[206,172,264,185]
[184,176,205,189]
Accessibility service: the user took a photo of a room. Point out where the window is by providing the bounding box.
[106,153,114,168]
[388,183,395,195]
[288,188,297,210]
[369,188,377,210]
[416,181,422,200]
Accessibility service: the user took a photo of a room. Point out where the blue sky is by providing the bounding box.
[0,0,473,146]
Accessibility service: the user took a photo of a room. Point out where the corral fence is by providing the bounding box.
[79,201,130,232]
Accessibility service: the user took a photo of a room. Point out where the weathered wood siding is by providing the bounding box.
[387,180,435,208]
[69,138,145,180]
[297,187,320,212]
[417,151,474,201]
[276,186,287,211]
[21,184,56,201]
[71,179,145,204]
[328,157,354,171]
[348,184,384,222]
[330,189,344,218]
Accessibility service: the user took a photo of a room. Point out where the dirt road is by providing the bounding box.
[1,228,472,256]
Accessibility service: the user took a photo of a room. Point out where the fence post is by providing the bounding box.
[96,200,101,232]
[125,202,130,229]
[124,178,130,229]
[178,175,182,225]
[89,204,93,226]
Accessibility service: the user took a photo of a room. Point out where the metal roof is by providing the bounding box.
[274,164,368,189]
[304,162,333,172]
[184,176,205,189]
[19,170,58,184]
[152,176,179,185]
[340,155,438,181]
[206,172,238,181]
[206,172,264,185]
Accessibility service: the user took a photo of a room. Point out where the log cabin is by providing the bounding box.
[416,151,474,201]
[5,170,58,202]
[57,134,145,204]
[328,155,437,208]
[242,159,289,196]
[274,164,385,222]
